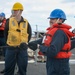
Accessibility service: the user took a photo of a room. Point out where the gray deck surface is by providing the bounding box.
[0,49,75,75]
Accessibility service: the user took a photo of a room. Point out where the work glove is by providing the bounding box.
[28,42,37,51]
[19,42,28,50]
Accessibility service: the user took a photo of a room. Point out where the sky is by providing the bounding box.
[0,0,75,33]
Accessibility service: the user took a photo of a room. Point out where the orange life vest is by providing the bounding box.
[43,23,75,58]
[0,19,6,30]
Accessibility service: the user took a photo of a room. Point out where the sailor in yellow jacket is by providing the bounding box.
[4,2,32,75]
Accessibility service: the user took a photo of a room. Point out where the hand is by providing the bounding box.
[28,42,37,51]
[19,42,28,50]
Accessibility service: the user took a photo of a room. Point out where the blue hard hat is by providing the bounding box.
[48,9,66,20]
[0,12,5,17]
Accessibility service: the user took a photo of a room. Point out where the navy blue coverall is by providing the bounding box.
[4,17,32,75]
[0,18,6,57]
[28,29,75,75]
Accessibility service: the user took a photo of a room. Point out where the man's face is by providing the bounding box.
[49,18,63,27]
[0,16,4,21]
[49,18,58,27]
[11,10,21,17]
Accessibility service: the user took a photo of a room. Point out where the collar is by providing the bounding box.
[18,16,25,24]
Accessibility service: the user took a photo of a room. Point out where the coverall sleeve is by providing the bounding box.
[39,30,68,58]
[4,19,9,43]
[27,23,32,42]
[29,38,42,45]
